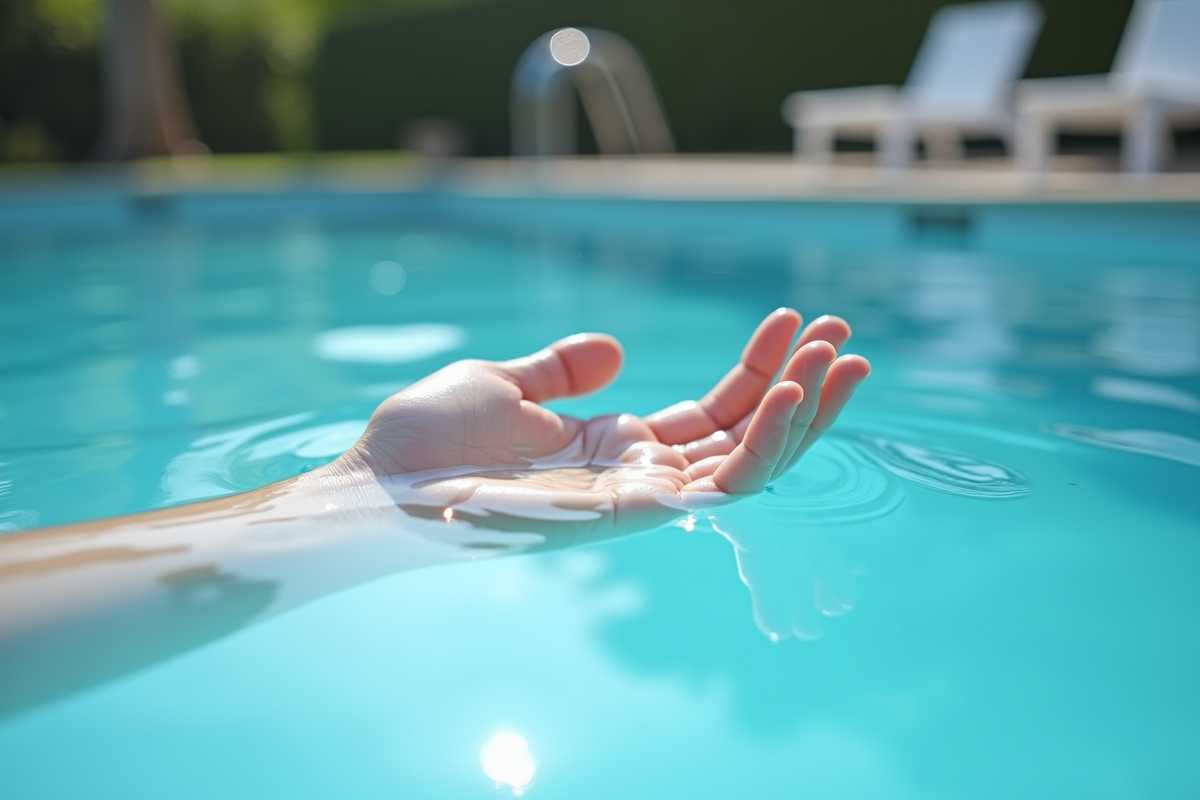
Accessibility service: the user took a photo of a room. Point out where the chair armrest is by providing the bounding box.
[1016,74,1125,113]
[781,85,900,129]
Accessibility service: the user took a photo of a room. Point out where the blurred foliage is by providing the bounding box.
[315,0,1135,155]
[0,0,492,161]
[1,0,1139,161]
[0,0,101,161]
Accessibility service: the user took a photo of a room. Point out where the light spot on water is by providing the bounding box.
[443,507,454,521]
[168,355,201,380]
[369,260,407,295]
[162,389,190,406]
[312,324,465,364]
[481,732,536,795]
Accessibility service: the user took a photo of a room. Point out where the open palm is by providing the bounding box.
[346,309,870,545]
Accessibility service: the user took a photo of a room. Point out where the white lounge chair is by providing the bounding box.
[1015,0,1200,175]
[782,1,1044,170]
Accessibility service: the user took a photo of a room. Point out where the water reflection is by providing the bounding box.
[1047,423,1200,468]
[1091,376,1200,414]
[907,253,1015,362]
[707,512,856,642]
[698,430,1031,642]
[311,324,466,364]
[1094,268,1200,377]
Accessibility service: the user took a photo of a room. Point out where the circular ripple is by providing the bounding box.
[845,432,1031,499]
[160,416,367,504]
[759,437,906,524]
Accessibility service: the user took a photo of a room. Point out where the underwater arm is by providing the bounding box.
[0,450,456,719]
[0,310,869,719]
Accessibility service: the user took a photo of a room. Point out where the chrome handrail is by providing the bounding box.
[511,28,675,157]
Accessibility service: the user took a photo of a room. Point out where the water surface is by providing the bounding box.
[1,195,1197,798]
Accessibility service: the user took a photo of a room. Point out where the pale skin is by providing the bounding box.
[0,308,869,719]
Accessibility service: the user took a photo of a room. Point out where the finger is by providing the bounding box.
[795,315,852,352]
[771,341,837,480]
[777,354,871,474]
[710,316,854,450]
[715,341,839,454]
[684,455,725,482]
[500,333,624,403]
[712,381,803,494]
[695,407,753,452]
[620,440,690,471]
[673,429,737,463]
[647,308,801,444]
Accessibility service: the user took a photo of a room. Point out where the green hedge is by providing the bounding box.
[313,0,1134,155]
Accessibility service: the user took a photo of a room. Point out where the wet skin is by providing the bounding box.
[0,308,869,718]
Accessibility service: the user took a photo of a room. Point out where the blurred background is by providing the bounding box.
[8,0,1193,164]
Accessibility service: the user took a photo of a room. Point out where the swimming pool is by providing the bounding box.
[1,188,1198,798]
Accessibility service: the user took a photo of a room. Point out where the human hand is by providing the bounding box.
[342,309,870,545]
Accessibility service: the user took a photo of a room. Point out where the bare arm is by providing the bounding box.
[0,310,869,719]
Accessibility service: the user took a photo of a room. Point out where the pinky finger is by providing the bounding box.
[712,381,802,494]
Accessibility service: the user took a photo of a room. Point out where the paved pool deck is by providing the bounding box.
[2,153,1199,205]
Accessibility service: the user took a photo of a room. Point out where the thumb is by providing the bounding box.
[500,333,624,403]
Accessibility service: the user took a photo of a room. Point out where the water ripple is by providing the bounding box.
[844,433,1031,499]
[761,437,905,523]
[160,416,367,505]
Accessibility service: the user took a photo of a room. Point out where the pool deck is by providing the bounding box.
[3,153,1199,205]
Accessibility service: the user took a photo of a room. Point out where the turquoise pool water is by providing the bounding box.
[1,192,1198,798]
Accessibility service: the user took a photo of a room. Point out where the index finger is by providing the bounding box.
[645,308,801,445]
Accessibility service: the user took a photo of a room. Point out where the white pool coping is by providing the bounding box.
[3,154,1200,205]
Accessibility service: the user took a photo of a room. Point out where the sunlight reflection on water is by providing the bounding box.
[312,324,465,364]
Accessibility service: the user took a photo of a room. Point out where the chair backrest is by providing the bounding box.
[904,1,1044,120]
[1112,0,1200,102]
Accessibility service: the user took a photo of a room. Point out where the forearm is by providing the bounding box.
[0,452,465,718]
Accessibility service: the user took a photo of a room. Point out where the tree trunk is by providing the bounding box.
[94,0,202,160]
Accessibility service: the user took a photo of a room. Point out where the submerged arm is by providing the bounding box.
[0,310,870,719]
[0,451,455,719]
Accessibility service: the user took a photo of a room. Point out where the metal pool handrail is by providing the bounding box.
[511,27,675,157]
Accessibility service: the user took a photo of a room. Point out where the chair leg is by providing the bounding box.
[1015,113,1052,174]
[1123,99,1168,174]
[923,126,964,164]
[880,118,913,171]
[799,126,834,165]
